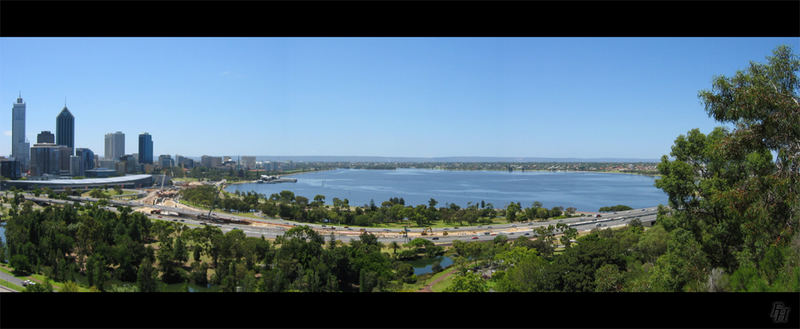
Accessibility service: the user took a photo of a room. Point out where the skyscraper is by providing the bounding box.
[104,131,125,161]
[138,133,153,164]
[56,104,75,154]
[11,94,30,170]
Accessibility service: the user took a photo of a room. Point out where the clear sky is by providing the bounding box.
[1,38,797,159]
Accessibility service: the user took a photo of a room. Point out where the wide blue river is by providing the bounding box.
[226,169,667,211]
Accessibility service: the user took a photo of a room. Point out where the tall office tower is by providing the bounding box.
[139,133,153,163]
[11,94,30,170]
[104,131,125,160]
[76,148,96,171]
[56,104,75,154]
[37,131,55,144]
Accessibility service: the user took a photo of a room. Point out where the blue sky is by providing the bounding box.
[1,38,797,159]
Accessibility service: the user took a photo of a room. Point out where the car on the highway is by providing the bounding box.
[432,237,439,240]
[383,229,390,231]
[524,233,530,236]
[484,232,490,235]
[443,228,449,230]
[487,226,492,228]
[454,227,459,229]
[596,223,602,227]
[22,280,35,287]
[512,225,517,227]
[472,236,479,239]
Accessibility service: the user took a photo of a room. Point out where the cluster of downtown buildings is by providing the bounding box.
[1,95,285,182]
[0,95,157,180]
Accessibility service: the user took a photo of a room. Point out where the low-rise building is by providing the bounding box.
[201,155,222,168]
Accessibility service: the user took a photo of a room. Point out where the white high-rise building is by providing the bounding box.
[11,94,30,170]
[104,131,125,161]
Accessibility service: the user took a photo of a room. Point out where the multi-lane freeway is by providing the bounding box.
[6,191,659,244]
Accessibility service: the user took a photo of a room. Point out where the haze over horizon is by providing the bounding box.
[2,37,797,159]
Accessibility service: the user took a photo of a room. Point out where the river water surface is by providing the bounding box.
[226,169,667,211]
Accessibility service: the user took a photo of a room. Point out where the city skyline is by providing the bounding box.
[2,37,798,159]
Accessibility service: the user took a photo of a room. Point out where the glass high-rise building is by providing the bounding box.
[56,105,75,155]
[138,133,153,164]
[11,94,30,170]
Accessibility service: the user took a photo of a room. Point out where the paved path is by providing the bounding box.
[419,267,457,292]
[0,268,25,291]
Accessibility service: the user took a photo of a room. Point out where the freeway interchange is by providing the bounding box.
[8,191,659,244]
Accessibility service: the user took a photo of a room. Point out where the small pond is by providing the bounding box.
[405,255,454,275]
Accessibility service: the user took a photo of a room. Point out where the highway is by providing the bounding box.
[5,191,659,244]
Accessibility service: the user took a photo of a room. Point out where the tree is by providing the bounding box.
[634,225,668,263]
[656,46,800,279]
[389,241,400,258]
[61,281,80,292]
[137,257,158,292]
[506,203,521,222]
[428,198,438,209]
[699,45,800,176]
[446,271,488,292]
[649,228,710,291]
[594,264,624,292]
[89,189,106,199]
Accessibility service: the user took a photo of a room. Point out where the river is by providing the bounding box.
[226,168,667,211]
